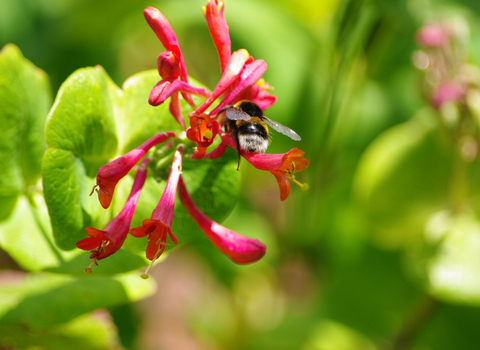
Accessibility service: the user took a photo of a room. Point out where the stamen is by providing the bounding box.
[155,239,171,247]
[140,242,169,279]
[89,184,98,196]
[140,250,161,280]
[98,184,111,197]
[85,258,97,275]
[291,177,309,192]
[101,240,108,253]
[141,259,155,279]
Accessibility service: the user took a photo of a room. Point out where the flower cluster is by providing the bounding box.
[77,0,308,276]
[414,19,480,162]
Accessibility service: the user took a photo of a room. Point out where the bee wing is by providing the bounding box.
[225,107,251,121]
[262,116,301,141]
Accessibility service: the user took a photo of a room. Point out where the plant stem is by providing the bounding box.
[385,295,440,350]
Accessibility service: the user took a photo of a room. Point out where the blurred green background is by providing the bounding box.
[3,0,480,349]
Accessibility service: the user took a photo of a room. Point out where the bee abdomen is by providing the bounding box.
[237,122,269,153]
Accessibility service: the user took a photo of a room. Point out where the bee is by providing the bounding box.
[220,100,301,169]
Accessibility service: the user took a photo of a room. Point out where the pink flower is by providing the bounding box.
[193,49,251,115]
[77,158,149,273]
[130,147,183,278]
[92,132,175,209]
[144,7,189,84]
[145,7,211,128]
[186,113,220,159]
[178,177,266,264]
[203,0,231,73]
[211,59,268,115]
[416,23,450,48]
[431,80,466,109]
[221,134,309,201]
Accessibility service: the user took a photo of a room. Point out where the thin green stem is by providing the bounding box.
[384,295,440,350]
[25,192,65,263]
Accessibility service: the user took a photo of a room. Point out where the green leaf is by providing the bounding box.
[0,189,145,275]
[42,67,177,251]
[44,66,120,176]
[42,66,241,274]
[0,44,52,219]
[0,271,155,331]
[0,195,63,272]
[0,313,120,350]
[353,113,453,246]
[322,245,421,341]
[421,212,480,305]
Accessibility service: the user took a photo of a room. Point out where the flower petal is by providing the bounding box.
[149,79,210,106]
[178,177,266,264]
[212,59,267,114]
[203,0,231,73]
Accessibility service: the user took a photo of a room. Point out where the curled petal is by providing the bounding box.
[76,227,107,251]
[186,113,219,148]
[78,158,148,261]
[94,133,174,208]
[178,177,266,264]
[194,49,250,115]
[131,219,174,261]
[129,148,182,266]
[212,59,267,115]
[149,79,210,106]
[151,147,183,229]
[272,171,290,201]
[250,83,277,110]
[144,7,188,82]
[203,0,231,73]
[221,134,308,200]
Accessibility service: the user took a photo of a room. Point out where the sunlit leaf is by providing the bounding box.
[0,271,155,331]
[42,66,241,271]
[353,113,453,247]
[423,212,480,305]
[0,44,51,219]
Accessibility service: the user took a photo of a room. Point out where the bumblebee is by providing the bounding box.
[220,100,301,169]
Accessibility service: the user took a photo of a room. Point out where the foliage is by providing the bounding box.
[2,0,480,349]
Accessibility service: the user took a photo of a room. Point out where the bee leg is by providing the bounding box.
[234,131,241,171]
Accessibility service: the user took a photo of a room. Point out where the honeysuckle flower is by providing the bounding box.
[431,80,466,109]
[416,23,450,48]
[211,59,268,115]
[130,146,183,278]
[221,134,309,201]
[77,158,149,273]
[148,79,210,109]
[193,49,251,115]
[178,177,266,264]
[148,46,210,128]
[203,0,231,73]
[186,113,220,159]
[92,132,175,209]
[244,79,277,110]
[144,7,189,88]
[145,6,213,128]
[80,2,308,276]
